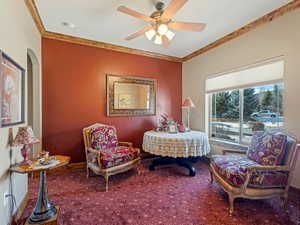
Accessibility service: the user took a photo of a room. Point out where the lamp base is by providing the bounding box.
[21,144,32,165]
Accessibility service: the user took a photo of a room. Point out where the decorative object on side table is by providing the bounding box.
[37,151,50,165]
[156,114,169,131]
[10,155,70,225]
[12,126,40,164]
[0,50,25,127]
[177,121,186,133]
[182,97,195,132]
[157,114,180,133]
[168,121,178,134]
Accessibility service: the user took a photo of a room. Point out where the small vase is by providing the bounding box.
[178,124,186,132]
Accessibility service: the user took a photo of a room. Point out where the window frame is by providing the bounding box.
[207,83,284,145]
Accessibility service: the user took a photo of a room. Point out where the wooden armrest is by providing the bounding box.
[247,165,290,173]
[135,148,141,155]
[87,147,100,154]
[119,142,133,147]
[241,165,290,191]
[222,149,247,155]
[119,142,141,155]
[86,148,103,167]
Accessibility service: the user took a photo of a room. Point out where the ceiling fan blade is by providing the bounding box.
[162,0,188,19]
[118,6,154,23]
[169,21,206,32]
[162,36,170,48]
[125,27,152,40]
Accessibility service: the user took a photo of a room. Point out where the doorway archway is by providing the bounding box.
[27,49,42,158]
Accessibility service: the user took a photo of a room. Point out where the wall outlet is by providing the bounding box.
[3,192,9,207]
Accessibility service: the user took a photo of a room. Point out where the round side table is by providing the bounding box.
[10,155,70,224]
[143,131,211,176]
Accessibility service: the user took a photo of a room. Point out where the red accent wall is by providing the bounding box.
[42,38,182,163]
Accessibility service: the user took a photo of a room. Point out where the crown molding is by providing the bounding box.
[43,31,183,62]
[25,0,300,63]
[24,0,45,35]
[182,0,300,62]
[24,0,182,62]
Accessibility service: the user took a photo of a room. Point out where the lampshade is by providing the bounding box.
[166,30,175,41]
[154,35,162,45]
[13,126,40,146]
[145,29,156,40]
[157,24,168,35]
[182,97,195,108]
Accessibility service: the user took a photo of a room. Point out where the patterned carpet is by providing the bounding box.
[21,159,300,225]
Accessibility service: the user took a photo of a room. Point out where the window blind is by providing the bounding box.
[205,59,284,93]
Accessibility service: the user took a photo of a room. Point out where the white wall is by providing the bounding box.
[0,1,41,224]
[183,8,300,188]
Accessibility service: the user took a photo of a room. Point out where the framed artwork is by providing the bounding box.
[0,51,25,127]
[168,124,178,134]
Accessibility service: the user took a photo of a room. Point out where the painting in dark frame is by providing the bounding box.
[0,50,25,127]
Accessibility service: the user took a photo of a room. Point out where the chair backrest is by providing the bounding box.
[269,129,299,168]
[248,129,299,167]
[247,129,299,189]
[82,123,114,162]
[270,129,300,189]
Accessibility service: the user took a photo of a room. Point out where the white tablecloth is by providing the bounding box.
[143,130,211,158]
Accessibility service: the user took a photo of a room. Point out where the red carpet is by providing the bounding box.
[22,159,300,225]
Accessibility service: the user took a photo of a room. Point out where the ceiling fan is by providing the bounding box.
[117,0,206,48]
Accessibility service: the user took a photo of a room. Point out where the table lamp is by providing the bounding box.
[182,97,195,131]
[13,126,40,164]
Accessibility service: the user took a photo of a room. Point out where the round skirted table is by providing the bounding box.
[143,130,211,176]
[10,155,70,225]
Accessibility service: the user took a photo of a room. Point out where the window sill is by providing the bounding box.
[209,138,249,150]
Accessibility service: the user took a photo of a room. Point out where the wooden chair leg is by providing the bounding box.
[104,175,109,192]
[86,166,90,178]
[229,194,235,216]
[283,192,289,211]
[137,160,141,175]
[209,168,214,185]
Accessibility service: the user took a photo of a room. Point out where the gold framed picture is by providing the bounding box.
[0,51,25,127]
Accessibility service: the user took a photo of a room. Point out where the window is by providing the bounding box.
[209,84,284,144]
[206,58,284,145]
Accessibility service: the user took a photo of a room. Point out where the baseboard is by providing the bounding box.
[35,155,209,176]
[8,192,29,225]
[290,186,300,195]
[32,155,154,177]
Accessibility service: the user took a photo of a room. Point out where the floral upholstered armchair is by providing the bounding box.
[83,123,141,191]
[209,129,299,215]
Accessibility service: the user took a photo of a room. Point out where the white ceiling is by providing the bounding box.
[35,0,293,58]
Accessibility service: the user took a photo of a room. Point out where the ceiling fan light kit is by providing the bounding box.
[157,23,168,35]
[145,23,175,44]
[145,28,156,40]
[154,35,163,45]
[166,30,175,41]
[117,0,206,48]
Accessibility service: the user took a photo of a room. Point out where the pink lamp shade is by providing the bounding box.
[13,126,40,146]
[13,126,40,164]
[182,97,195,108]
